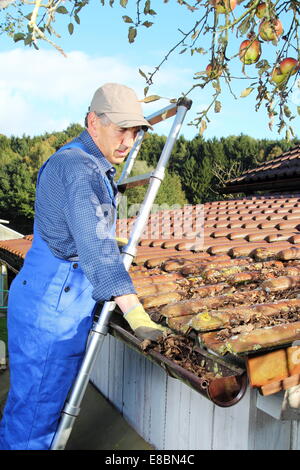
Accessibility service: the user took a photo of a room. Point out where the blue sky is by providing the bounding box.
[0,0,299,141]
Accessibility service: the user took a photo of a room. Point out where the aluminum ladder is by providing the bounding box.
[50,96,192,450]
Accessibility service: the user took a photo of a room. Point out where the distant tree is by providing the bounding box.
[253,137,299,163]
[138,133,166,167]
[265,143,285,160]
[27,140,56,168]
[0,123,299,234]
[65,123,84,138]
[0,158,36,233]
[168,135,190,175]
[116,159,187,218]
[180,156,203,204]
[155,171,188,207]
[9,135,32,157]
[0,134,20,166]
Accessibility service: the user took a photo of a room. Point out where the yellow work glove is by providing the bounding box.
[115,237,128,247]
[124,304,167,341]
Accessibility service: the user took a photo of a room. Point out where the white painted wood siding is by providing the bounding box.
[90,334,300,450]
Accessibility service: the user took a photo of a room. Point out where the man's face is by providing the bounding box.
[93,117,141,165]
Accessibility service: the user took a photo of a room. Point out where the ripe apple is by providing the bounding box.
[206,63,222,78]
[279,57,300,76]
[270,67,288,87]
[255,2,274,18]
[210,0,237,14]
[256,2,267,18]
[239,39,261,64]
[259,18,283,41]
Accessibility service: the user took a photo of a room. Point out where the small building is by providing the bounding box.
[2,146,300,450]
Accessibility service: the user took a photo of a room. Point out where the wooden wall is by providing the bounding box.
[90,334,300,450]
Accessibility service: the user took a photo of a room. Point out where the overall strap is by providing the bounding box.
[37,140,116,202]
[37,140,88,186]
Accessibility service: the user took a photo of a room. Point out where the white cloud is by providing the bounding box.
[0,48,195,137]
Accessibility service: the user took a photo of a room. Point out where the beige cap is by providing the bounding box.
[89,83,152,130]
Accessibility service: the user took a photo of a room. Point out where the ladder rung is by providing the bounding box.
[117,172,153,192]
[146,103,177,126]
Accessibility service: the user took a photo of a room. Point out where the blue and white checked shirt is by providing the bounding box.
[34,130,136,302]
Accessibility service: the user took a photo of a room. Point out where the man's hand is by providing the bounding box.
[124,303,168,341]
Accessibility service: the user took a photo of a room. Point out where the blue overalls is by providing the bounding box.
[0,141,117,450]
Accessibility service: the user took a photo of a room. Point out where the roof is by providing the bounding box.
[223,144,300,194]
[0,235,32,273]
[2,193,300,401]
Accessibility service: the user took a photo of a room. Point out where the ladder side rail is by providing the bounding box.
[121,99,191,268]
[50,98,192,451]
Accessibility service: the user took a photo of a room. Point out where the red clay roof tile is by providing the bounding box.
[2,193,300,396]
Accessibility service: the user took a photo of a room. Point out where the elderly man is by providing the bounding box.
[0,83,166,450]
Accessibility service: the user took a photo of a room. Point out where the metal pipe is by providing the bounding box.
[50,97,192,450]
[50,302,116,450]
[121,100,192,264]
[50,330,105,450]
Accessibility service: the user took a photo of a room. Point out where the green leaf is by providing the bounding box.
[199,119,207,136]
[194,47,205,54]
[240,87,254,98]
[144,0,151,14]
[214,100,221,113]
[237,16,250,36]
[289,126,295,137]
[56,6,68,14]
[128,26,137,43]
[139,68,148,79]
[74,13,80,24]
[268,119,273,131]
[13,33,25,42]
[212,81,221,92]
[194,70,206,77]
[24,34,32,46]
[256,59,270,77]
[120,0,128,7]
[68,23,74,35]
[283,105,292,118]
[140,95,161,103]
[278,120,285,134]
[122,15,133,23]
[142,21,153,28]
[191,30,200,41]
[297,106,300,115]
